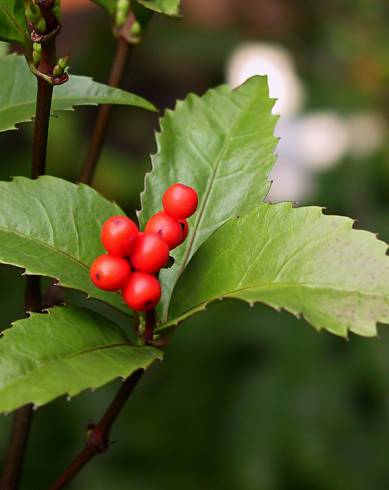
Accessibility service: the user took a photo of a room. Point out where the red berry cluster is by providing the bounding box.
[90,183,198,312]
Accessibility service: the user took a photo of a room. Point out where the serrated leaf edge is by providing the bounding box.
[137,78,278,221]
[0,175,132,316]
[137,77,279,321]
[0,306,161,413]
[1,54,157,132]
[156,204,389,339]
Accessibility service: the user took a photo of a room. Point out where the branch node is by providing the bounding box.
[114,11,141,45]
[29,62,69,85]
[86,425,109,454]
[30,24,61,43]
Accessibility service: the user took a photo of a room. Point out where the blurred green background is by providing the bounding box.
[1,0,389,488]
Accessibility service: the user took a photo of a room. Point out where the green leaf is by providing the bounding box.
[92,0,181,17]
[0,176,131,314]
[166,203,389,338]
[0,54,156,132]
[139,76,278,322]
[91,0,117,16]
[135,0,181,16]
[0,306,161,413]
[0,40,9,56]
[0,0,30,48]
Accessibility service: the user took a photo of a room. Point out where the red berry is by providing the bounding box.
[90,254,131,291]
[101,215,138,256]
[162,183,198,219]
[122,272,161,311]
[145,211,183,250]
[178,219,189,242]
[130,232,169,273]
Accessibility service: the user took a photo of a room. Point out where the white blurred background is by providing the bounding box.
[226,42,387,203]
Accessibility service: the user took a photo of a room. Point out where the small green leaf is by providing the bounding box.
[139,76,278,322]
[0,306,161,413]
[166,203,389,338]
[0,176,130,314]
[135,0,181,17]
[0,54,156,132]
[91,0,117,16]
[92,0,180,18]
[0,0,30,48]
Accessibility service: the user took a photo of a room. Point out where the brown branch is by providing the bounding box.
[144,308,156,344]
[49,369,144,490]
[0,275,43,490]
[31,78,54,178]
[0,4,61,488]
[78,35,133,185]
[32,8,152,489]
[0,406,34,490]
[31,4,57,177]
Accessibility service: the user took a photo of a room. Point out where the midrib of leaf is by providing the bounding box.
[0,96,141,117]
[159,281,389,331]
[164,98,260,321]
[0,5,29,46]
[0,225,123,309]
[0,225,90,272]
[1,342,133,396]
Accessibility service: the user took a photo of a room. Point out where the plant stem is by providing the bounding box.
[78,36,132,185]
[0,5,59,487]
[31,79,54,178]
[50,12,151,490]
[32,3,57,177]
[49,369,144,490]
[145,309,155,343]
[0,406,34,490]
[0,276,42,490]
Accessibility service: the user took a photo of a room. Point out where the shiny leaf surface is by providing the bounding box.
[0,306,161,413]
[167,203,389,337]
[139,76,278,323]
[0,0,30,48]
[0,176,130,314]
[0,54,156,132]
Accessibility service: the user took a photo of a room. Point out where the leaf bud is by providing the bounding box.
[32,50,41,67]
[115,0,130,27]
[33,42,42,53]
[52,64,62,77]
[58,55,69,70]
[25,3,41,24]
[130,20,141,36]
[35,16,47,33]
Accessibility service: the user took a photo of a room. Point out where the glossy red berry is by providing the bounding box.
[90,254,131,291]
[122,272,161,311]
[162,183,198,219]
[130,232,169,273]
[178,219,189,242]
[145,211,183,250]
[101,215,138,257]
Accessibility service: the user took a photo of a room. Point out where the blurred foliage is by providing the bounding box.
[0,0,388,488]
